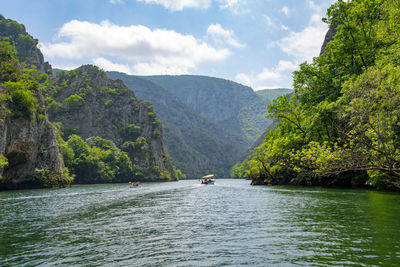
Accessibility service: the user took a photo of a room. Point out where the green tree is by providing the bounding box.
[64,94,85,111]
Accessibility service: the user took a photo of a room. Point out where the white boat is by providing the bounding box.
[200,174,215,185]
[129,181,140,188]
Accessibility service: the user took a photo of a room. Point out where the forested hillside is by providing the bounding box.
[256,88,292,104]
[141,75,270,144]
[233,0,400,190]
[107,72,248,177]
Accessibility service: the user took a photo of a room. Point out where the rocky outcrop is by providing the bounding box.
[0,89,67,189]
[0,16,69,189]
[48,65,176,181]
[0,15,52,74]
[320,25,337,56]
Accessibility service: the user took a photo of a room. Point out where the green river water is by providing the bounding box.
[1,179,399,266]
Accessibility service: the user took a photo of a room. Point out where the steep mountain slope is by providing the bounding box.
[48,66,176,181]
[0,15,51,74]
[140,75,270,143]
[256,88,293,103]
[107,72,248,177]
[0,16,70,189]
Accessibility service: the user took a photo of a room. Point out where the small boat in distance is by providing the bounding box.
[129,181,140,188]
[200,174,215,185]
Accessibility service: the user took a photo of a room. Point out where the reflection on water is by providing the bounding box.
[1,180,399,266]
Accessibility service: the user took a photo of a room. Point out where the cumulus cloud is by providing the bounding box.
[276,13,327,63]
[41,20,230,75]
[207,23,244,48]
[93,57,133,74]
[235,60,298,90]
[136,0,211,11]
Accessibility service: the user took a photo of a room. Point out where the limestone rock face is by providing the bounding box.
[48,65,176,181]
[0,91,66,189]
[320,25,337,56]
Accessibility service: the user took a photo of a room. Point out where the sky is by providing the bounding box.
[1,0,335,90]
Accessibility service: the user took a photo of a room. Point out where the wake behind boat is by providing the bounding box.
[200,174,215,185]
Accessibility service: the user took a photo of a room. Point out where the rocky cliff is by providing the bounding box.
[320,25,337,56]
[0,17,69,189]
[0,88,68,189]
[0,15,51,74]
[48,65,176,181]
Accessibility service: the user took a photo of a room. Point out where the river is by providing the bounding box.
[1,179,399,266]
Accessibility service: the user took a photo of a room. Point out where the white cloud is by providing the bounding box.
[307,0,321,13]
[217,0,250,14]
[235,60,298,90]
[206,23,244,48]
[93,57,133,74]
[264,15,277,28]
[281,6,290,16]
[277,13,328,63]
[41,20,230,75]
[256,69,281,81]
[275,60,298,72]
[133,62,189,75]
[136,0,211,11]
[109,0,123,4]
[281,24,290,31]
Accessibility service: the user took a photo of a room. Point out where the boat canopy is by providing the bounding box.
[201,174,214,178]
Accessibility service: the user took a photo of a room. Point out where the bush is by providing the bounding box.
[120,123,141,140]
[47,99,62,114]
[9,88,37,118]
[64,94,85,111]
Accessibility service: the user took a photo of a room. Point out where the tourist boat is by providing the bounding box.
[129,181,140,188]
[200,174,215,185]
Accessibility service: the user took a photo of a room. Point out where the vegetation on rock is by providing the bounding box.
[233,0,400,190]
[0,37,72,188]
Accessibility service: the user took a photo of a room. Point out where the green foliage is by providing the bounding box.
[0,42,46,120]
[67,134,89,158]
[148,111,156,120]
[231,162,250,178]
[120,123,141,140]
[8,86,37,118]
[122,137,148,154]
[0,41,19,82]
[0,153,8,169]
[46,98,62,114]
[63,135,134,184]
[237,0,400,189]
[24,167,74,187]
[53,122,79,138]
[152,130,161,139]
[173,167,186,179]
[160,170,172,181]
[64,94,85,111]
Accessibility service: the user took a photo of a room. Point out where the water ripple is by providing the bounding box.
[1,180,400,266]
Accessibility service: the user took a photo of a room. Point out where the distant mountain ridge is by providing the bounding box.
[107,72,249,177]
[256,88,293,103]
[140,75,270,144]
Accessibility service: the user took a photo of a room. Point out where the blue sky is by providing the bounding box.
[1,0,335,90]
